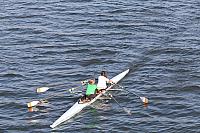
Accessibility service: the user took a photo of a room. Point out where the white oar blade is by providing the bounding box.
[140,97,148,104]
[27,101,40,108]
[69,87,77,92]
[123,107,132,115]
[36,87,49,93]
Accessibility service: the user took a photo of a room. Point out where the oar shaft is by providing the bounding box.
[109,94,123,108]
[36,79,88,93]
[28,86,83,108]
[124,88,139,97]
[108,93,131,115]
[42,80,85,88]
[42,88,78,100]
[115,84,140,97]
[115,83,148,104]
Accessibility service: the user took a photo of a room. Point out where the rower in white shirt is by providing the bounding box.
[97,71,113,93]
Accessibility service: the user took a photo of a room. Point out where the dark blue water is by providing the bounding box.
[1,0,200,132]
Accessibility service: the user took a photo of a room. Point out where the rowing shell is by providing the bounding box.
[50,69,129,128]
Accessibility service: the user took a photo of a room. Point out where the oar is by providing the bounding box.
[27,100,47,108]
[115,84,149,104]
[36,80,88,93]
[27,86,81,108]
[36,87,50,93]
[108,93,132,115]
[27,101,41,108]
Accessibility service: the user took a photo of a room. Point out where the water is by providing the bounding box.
[1,0,200,132]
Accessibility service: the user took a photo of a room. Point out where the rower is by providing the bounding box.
[80,79,97,103]
[96,71,113,93]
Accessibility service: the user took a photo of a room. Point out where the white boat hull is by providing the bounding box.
[50,69,129,128]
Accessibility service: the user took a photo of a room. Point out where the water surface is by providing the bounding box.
[0,0,200,132]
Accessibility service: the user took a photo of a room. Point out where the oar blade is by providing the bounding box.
[69,87,78,92]
[123,107,132,115]
[27,101,40,108]
[36,87,49,93]
[140,97,148,104]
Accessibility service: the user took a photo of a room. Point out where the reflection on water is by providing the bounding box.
[90,100,112,111]
[28,107,39,112]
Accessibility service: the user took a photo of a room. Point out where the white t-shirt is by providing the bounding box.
[97,76,110,89]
